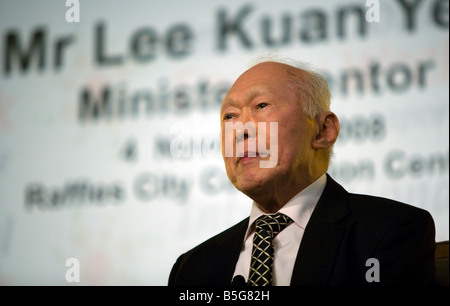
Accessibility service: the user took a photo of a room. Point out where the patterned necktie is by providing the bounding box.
[248,213,293,286]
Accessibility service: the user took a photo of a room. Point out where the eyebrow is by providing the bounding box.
[221,88,271,110]
[221,98,235,109]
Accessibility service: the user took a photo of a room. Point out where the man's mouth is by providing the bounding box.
[236,150,261,164]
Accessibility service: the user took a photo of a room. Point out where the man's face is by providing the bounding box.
[220,62,316,197]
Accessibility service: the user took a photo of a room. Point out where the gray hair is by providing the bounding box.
[248,56,331,119]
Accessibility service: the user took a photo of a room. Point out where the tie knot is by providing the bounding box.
[255,213,293,238]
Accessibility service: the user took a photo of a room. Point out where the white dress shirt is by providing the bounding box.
[232,173,327,286]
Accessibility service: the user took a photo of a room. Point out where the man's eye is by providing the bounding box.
[257,103,268,109]
[223,114,234,120]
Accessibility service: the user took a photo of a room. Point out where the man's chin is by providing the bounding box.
[234,176,271,197]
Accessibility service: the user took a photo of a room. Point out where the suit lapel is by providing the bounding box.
[211,218,249,285]
[290,174,351,285]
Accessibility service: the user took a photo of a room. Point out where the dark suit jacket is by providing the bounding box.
[168,174,436,286]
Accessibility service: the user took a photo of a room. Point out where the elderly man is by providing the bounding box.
[168,60,436,286]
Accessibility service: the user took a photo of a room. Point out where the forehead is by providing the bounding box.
[221,63,298,109]
[222,87,274,106]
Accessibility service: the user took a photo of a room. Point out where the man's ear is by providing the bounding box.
[312,112,340,150]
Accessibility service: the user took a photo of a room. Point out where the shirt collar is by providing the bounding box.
[244,173,327,239]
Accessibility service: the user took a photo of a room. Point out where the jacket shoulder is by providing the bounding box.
[168,217,249,285]
[184,217,249,255]
[347,192,434,224]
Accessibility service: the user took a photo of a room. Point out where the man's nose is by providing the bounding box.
[237,108,257,141]
[239,108,253,125]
